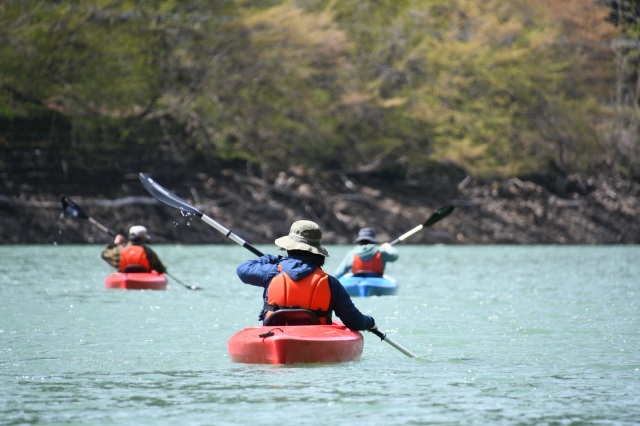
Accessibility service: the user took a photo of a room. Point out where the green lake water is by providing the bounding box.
[1,244,638,425]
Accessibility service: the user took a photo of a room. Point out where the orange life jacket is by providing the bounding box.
[352,252,384,275]
[119,244,151,272]
[265,266,332,325]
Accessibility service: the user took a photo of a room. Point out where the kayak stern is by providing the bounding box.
[104,272,168,290]
[227,323,364,365]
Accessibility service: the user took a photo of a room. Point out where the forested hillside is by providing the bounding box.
[1,1,639,244]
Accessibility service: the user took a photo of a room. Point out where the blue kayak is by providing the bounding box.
[338,273,399,297]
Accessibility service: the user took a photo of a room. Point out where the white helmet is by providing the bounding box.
[128,225,148,241]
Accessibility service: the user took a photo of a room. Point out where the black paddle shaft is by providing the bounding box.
[61,196,117,237]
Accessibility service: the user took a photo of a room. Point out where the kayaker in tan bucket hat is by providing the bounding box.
[236,220,377,331]
[101,225,166,274]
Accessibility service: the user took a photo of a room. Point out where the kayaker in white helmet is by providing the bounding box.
[101,225,166,274]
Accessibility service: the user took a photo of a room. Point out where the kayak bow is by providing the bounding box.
[227,322,364,365]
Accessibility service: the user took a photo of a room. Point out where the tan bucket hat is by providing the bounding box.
[274,220,329,257]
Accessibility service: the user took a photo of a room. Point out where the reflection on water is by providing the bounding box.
[1,245,639,425]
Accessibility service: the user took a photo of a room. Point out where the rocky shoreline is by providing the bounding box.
[1,167,638,245]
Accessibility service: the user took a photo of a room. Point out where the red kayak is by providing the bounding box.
[227,312,364,364]
[104,271,168,290]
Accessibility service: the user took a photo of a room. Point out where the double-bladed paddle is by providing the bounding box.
[138,172,417,358]
[389,205,454,246]
[361,206,455,357]
[61,196,202,290]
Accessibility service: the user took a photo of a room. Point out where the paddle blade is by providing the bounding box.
[423,205,454,227]
[139,173,203,217]
[61,196,89,219]
[166,272,203,290]
[139,173,264,256]
[390,205,455,245]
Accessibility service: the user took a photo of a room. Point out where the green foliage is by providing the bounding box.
[311,0,597,175]
[0,0,627,181]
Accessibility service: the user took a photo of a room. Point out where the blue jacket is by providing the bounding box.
[236,253,375,331]
[333,244,399,278]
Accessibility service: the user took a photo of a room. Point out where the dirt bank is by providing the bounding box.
[1,166,638,245]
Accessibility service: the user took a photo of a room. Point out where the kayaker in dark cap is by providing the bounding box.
[101,225,166,274]
[333,227,399,279]
[236,220,377,331]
